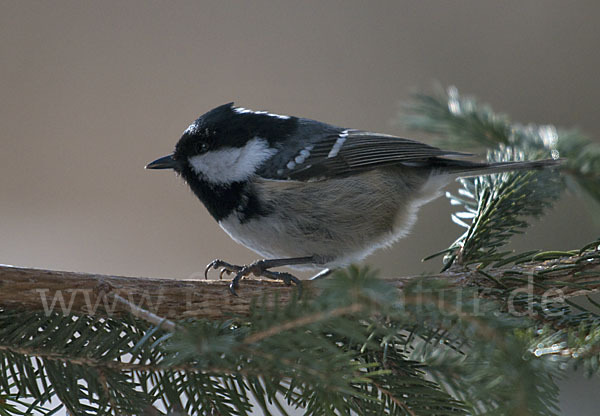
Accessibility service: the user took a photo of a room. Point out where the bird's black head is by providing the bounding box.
[173,103,242,162]
[146,103,297,175]
[146,103,297,220]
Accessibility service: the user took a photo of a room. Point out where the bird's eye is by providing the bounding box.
[196,143,209,153]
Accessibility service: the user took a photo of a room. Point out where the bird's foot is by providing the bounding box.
[205,259,302,296]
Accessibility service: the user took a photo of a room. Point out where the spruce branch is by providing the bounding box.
[404,86,600,206]
[1,244,599,415]
[440,146,563,269]
[405,86,599,270]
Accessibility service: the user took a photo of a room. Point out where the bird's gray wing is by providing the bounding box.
[260,129,471,181]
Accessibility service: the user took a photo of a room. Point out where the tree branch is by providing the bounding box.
[0,251,598,320]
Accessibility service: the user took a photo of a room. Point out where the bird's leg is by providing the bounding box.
[205,256,321,296]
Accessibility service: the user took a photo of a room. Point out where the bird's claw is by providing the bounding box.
[220,268,233,279]
[204,259,241,280]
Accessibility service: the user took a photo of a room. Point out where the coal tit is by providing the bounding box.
[146,103,560,294]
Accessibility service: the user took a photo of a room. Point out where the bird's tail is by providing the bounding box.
[435,157,564,178]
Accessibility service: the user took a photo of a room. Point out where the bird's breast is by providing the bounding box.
[217,167,445,267]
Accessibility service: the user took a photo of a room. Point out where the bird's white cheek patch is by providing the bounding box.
[188,138,277,185]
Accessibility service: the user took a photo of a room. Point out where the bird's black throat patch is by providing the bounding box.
[180,166,270,222]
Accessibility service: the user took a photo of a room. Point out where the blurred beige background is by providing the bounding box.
[1,1,599,414]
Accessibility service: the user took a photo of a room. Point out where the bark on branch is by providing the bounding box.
[0,251,598,320]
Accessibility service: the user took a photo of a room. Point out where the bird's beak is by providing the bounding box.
[145,154,178,170]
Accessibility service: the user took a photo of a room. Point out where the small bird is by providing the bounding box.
[146,103,560,295]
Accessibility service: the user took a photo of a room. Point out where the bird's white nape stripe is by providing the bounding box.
[184,123,198,134]
[327,130,348,158]
[233,107,290,120]
[188,137,277,185]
